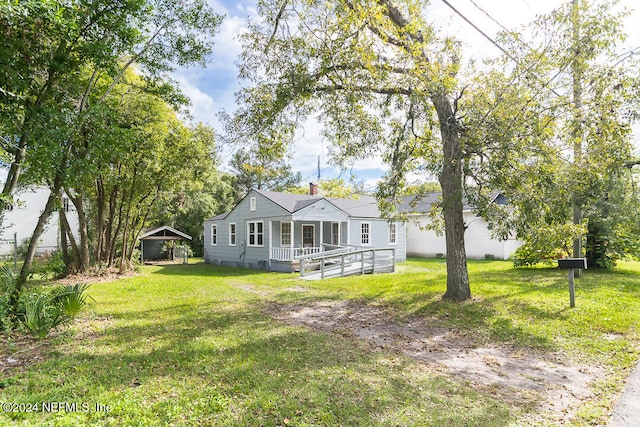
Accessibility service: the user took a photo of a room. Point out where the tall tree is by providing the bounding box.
[231,0,473,300]
[0,0,222,302]
[230,148,302,196]
[466,0,640,268]
[151,171,236,257]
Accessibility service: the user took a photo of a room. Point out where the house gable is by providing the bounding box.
[292,198,350,222]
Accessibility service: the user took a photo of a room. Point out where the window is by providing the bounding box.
[250,197,256,211]
[331,222,340,245]
[361,222,370,245]
[248,221,264,246]
[389,222,397,244]
[281,221,291,246]
[211,224,217,245]
[229,223,236,246]
[62,197,70,212]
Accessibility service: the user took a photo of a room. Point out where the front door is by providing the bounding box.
[302,225,315,247]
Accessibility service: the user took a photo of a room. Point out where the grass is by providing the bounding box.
[0,258,638,426]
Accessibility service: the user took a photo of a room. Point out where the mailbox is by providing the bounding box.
[557,258,587,269]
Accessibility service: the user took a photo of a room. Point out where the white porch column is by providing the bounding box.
[320,221,324,249]
[268,220,272,268]
[291,220,295,260]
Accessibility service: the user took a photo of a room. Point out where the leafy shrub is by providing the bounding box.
[52,283,93,318]
[31,251,68,279]
[0,266,16,334]
[20,293,67,339]
[16,238,31,260]
[17,283,92,339]
[513,223,584,267]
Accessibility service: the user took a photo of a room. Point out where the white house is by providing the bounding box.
[0,187,79,256]
[400,192,522,260]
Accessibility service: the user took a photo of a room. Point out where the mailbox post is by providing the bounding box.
[557,258,587,308]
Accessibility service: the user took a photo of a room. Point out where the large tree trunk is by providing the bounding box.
[368,0,471,301]
[59,207,81,272]
[95,175,106,263]
[9,190,57,322]
[17,192,57,284]
[67,190,90,271]
[433,94,471,301]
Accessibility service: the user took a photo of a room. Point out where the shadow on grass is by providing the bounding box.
[3,301,514,426]
[147,262,270,278]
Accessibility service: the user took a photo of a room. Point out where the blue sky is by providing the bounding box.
[173,0,640,191]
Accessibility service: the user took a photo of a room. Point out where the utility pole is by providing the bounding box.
[571,0,584,277]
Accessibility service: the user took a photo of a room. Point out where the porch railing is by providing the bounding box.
[270,246,323,261]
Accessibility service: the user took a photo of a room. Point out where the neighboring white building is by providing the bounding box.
[0,187,79,256]
[400,192,523,260]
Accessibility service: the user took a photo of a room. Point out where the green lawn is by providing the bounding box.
[1,258,638,426]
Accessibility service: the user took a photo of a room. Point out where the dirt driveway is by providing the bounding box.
[265,298,603,425]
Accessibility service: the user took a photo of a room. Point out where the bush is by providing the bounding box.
[0,266,16,334]
[31,251,68,279]
[52,283,93,318]
[20,292,67,339]
[513,223,584,267]
[16,283,92,339]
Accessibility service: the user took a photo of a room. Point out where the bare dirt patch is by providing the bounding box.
[266,300,604,424]
[0,334,51,378]
[56,270,137,285]
[0,316,115,379]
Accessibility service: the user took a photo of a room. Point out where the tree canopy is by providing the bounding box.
[0,0,224,302]
[230,0,476,300]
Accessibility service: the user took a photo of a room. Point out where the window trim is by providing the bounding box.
[281,221,292,246]
[360,222,371,246]
[62,197,70,213]
[250,197,256,211]
[388,222,397,245]
[247,220,264,247]
[229,223,236,246]
[211,224,218,246]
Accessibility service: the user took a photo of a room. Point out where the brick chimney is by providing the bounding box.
[309,182,318,195]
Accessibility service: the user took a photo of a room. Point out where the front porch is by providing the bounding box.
[267,219,348,266]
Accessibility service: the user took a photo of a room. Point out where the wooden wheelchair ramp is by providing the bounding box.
[298,247,396,280]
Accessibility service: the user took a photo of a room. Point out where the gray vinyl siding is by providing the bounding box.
[204,190,407,270]
[204,191,290,268]
[348,218,407,262]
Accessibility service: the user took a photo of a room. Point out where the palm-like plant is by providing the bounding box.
[52,283,93,318]
[21,294,66,339]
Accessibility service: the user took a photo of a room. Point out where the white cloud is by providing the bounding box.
[177,0,640,184]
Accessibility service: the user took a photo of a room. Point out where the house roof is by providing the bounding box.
[327,195,382,218]
[254,189,321,213]
[205,189,385,221]
[208,212,230,221]
[255,189,383,218]
[140,226,192,240]
[399,191,505,214]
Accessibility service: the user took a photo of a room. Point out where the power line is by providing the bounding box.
[439,0,517,63]
[440,0,563,97]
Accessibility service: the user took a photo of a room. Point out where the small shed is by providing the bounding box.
[140,226,192,262]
